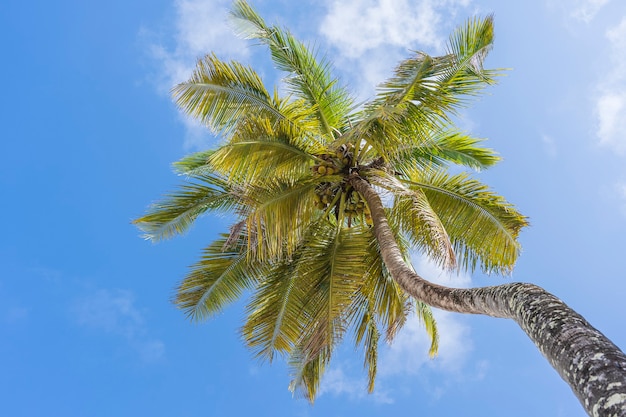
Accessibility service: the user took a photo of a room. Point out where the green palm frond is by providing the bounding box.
[402,170,528,273]
[243,220,369,362]
[230,0,354,137]
[415,299,439,357]
[354,225,412,343]
[353,15,501,160]
[242,177,323,260]
[348,103,411,162]
[172,150,214,176]
[391,129,500,172]
[242,259,307,360]
[293,223,370,357]
[389,191,457,270]
[133,174,238,241]
[352,307,380,393]
[367,170,456,270]
[209,137,314,183]
[447,14,495,80]
[288,345,332,402]
[172,53,281,136]
[175,234,262,321]
[429,14,500,106]
[207,114,317,184]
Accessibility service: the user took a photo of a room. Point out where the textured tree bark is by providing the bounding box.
[351,174,626,417]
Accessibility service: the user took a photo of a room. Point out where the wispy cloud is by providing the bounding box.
[73,289,165,362]
[320,0,471,57]
[142,0,249,149]
[541,134,558,157]
[594,17,626,154]
[375,254,475,395]
[319,367,394,404]
[144,0,247,92]
[318,308,475,403]
[319,253,475,402]
[412,252,472,288]
[570,0,611,22]
[144,0,479,146]
[318,0,473,100]
[380,310,472,376]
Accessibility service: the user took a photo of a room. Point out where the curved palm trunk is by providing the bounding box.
[351,174,626,417]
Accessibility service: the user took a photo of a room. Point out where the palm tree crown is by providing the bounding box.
[134,0,527,401]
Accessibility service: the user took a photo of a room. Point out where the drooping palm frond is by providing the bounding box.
[230,0,354,137]
[295,223,371,354]
[352,307,381,393]
[284,222,376,400]
[402,169,528,273]
[241,177,325,261]
[348,235,405,393]
[367,169,456,270]
[175,234,263,321]
[357,228,412,344]
[133,173,240,241]
[288,345,332,402]
[242,220,369,363]
[346,226,438,393]
[242,258,308,361]
[414,299,439,357]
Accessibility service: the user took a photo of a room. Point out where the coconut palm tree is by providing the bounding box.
[134,1,626,415]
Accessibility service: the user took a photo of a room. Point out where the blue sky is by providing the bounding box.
[1,0,626,416]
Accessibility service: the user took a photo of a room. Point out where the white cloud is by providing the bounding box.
[412,252,472,288]
[319,367,394,404]
[320,0,471,58]
[145,0,479,146]
[596,92,626,150]
[541,134,558,157]
[375,254,474,381]
[178,113,217,151]
[142,0,249,150]
[594,17,626,154]
[73,289,165,362]
[318,0,473,101]
[380,310,472,377]
[569,0,610,23]
[319,253,474,402]
[145,0,248,92]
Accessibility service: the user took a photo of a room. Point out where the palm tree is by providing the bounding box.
[134,1,626,415]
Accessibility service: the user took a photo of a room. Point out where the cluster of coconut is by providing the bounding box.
[313,183,339,209]
[311,143,372,225]
[313,184,373,225]
[311,144,355,177]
